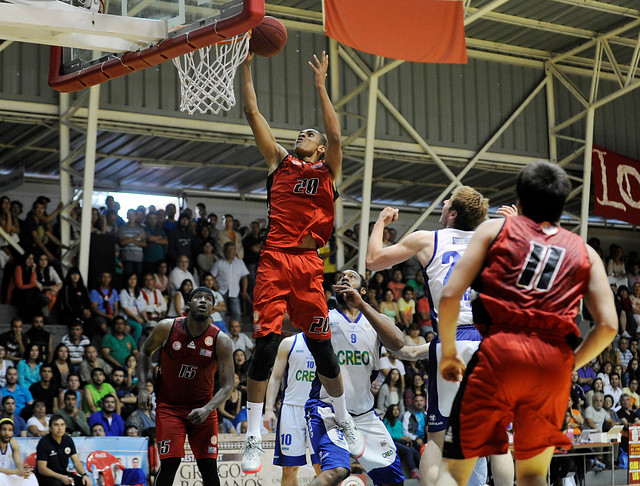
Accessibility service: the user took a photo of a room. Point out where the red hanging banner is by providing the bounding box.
[592,145,640,226]
[323,0,467,64]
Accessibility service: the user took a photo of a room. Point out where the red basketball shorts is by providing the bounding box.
[155,403,219,460]
[443,331,574,461]
[253,247,330,340]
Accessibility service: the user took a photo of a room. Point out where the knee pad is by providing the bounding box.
[248,333,281,381]
[306,337,340,379]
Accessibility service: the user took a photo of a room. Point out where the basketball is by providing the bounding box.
[249,16,287,57]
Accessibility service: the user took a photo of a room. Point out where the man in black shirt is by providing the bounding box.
[25,315,53,364]
[36,414,91,486]
[29,365,58,414]
[0,318,25,365]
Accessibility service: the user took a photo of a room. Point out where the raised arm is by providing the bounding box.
[574,246,618,370]
[309,52,342,178]
[366,208,434,271]
[242,54,288,172]
[263,336,293,431]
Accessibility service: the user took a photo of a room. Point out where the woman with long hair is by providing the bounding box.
[49,343,71,388]
[0,345,10,387]
[125,354,139,388]
[585,377,605,408]
[196,240,218,278]
[10,252,39,319]
[233,349,249,392]
[119,273,145,342]
[17,344,42,389]
[376,368,405,416]
[153,261,170,298]
[368,272,387,303]
[379,289,401,325]
[58,372,83,409]
[625,358,640,387]
[597,361,613,387]
[167,279,193,317]
[35,253,62,318]
[404,373,427,410]
[383,404,421,479]
[59,266,92,326]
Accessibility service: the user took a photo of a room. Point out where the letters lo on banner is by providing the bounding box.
[323,0,467,64]
[592,145,640,226]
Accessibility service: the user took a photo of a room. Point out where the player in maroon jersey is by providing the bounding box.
[240,51,364,474]
[137,287,234,486]
[433,161,618,486]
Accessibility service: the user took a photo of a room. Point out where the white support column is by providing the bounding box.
[330,38,345,270]
[357,71,379,274]
[79,84,101,282]
[580,107,596,241]
[59,93,71,249]
[545,64,557,162]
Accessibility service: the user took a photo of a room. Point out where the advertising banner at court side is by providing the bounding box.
[629,425,640,484]
[324,0,467,64]
[592,145,640,226]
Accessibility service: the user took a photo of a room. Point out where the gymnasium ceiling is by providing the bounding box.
[1,0,640,222]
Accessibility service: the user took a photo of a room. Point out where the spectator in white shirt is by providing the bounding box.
[201,273,228,333]
[137,273,167,321]
[169,256,198,294]
[226,319,254,358]
[604,372,624,410]
[212,243,251,321]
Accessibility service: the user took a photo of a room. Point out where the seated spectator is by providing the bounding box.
[366,287,380,312]
[404,323,427,348]
[585,377,604,408]
[58,267,92,328]
[83,368,117,415]
[58,373,82,412]
[603,394,621,426]
[137,273,167,322]
[61,323,90,372]
[11,253,39,321]
[624,378,640,409]
[378,350,406,390]
[585,392,611,432]
[49,344,71,389]
[376,368,405,416]
[383,404,420,480]
[569,371,586,412]
[415,294,432,334]
[233,349,249,392]
[111,368,136,420]
[124,354,138,389]
[56,390,90,437]
[24,315,53,365]
[404,358,426,388]
[0,318,25,365]
[618,393,638,454]
[196,241,218,278]
[143,212,167,276]
[567,396,584,436]
[0,346,10,387]
[0,368,33,418]
[34,254,62,319]
[169,256,198,295]
[211,242,251,321]
[1,396,27,437]
[125,393,155,437]
[227,319,254,357]
[26,400,49,437]
[153,261,170,297]
[90,423,105,437]
[89,394,124,437]
[397,286,416,330]
[629,263,640,289]
[597,361,612,387]
[17,344,42,390]
[78,345,112,385]
[404,374,426,411]
[402,394,427,452]
[379,289,401,326]
[577,363,596,392]
[167,279,192,318]
[607,245,627,289]
[35,414,91,486]
[201,273,227,332]
[368,272,387,303]
[632,283,640,330]
[618,337,633,370]
[599,344,621,368]
[625,358,640,387]
[119,273,145,342]
[386,269,405,301]
[101,316,138,368]
[218,373,246,431]
[603,372,624,409]
[0,416,38,485]
[29,365,58,414]
[89,271,120,331]
[405,269,425,299]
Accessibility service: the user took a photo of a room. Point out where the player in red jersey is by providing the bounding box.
[434,161,618,486]
[137,287,234,486]
[240,51,364,474]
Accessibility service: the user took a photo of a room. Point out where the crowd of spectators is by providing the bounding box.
[1,193,639,479]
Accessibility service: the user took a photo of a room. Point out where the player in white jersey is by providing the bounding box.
[305,270,406,486]
[263,333,321,485]
[366,187,515,486]
[0,418,37,486]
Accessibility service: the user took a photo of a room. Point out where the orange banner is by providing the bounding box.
[324,0,467,64]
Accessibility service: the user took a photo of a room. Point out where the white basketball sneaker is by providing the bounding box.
[241,435,264,474]
[336,415,365,458]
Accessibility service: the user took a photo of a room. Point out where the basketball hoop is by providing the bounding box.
[172,31,250,115]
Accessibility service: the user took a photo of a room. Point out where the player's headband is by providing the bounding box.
[188,287,215,301]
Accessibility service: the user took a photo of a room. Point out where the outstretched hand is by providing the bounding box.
[309,51,329,88]
[439,353,466,383]
[378,207,399,226]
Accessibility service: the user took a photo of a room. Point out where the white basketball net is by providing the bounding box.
[172,31,250,115]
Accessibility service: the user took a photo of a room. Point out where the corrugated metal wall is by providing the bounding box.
[2,32,640,160]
